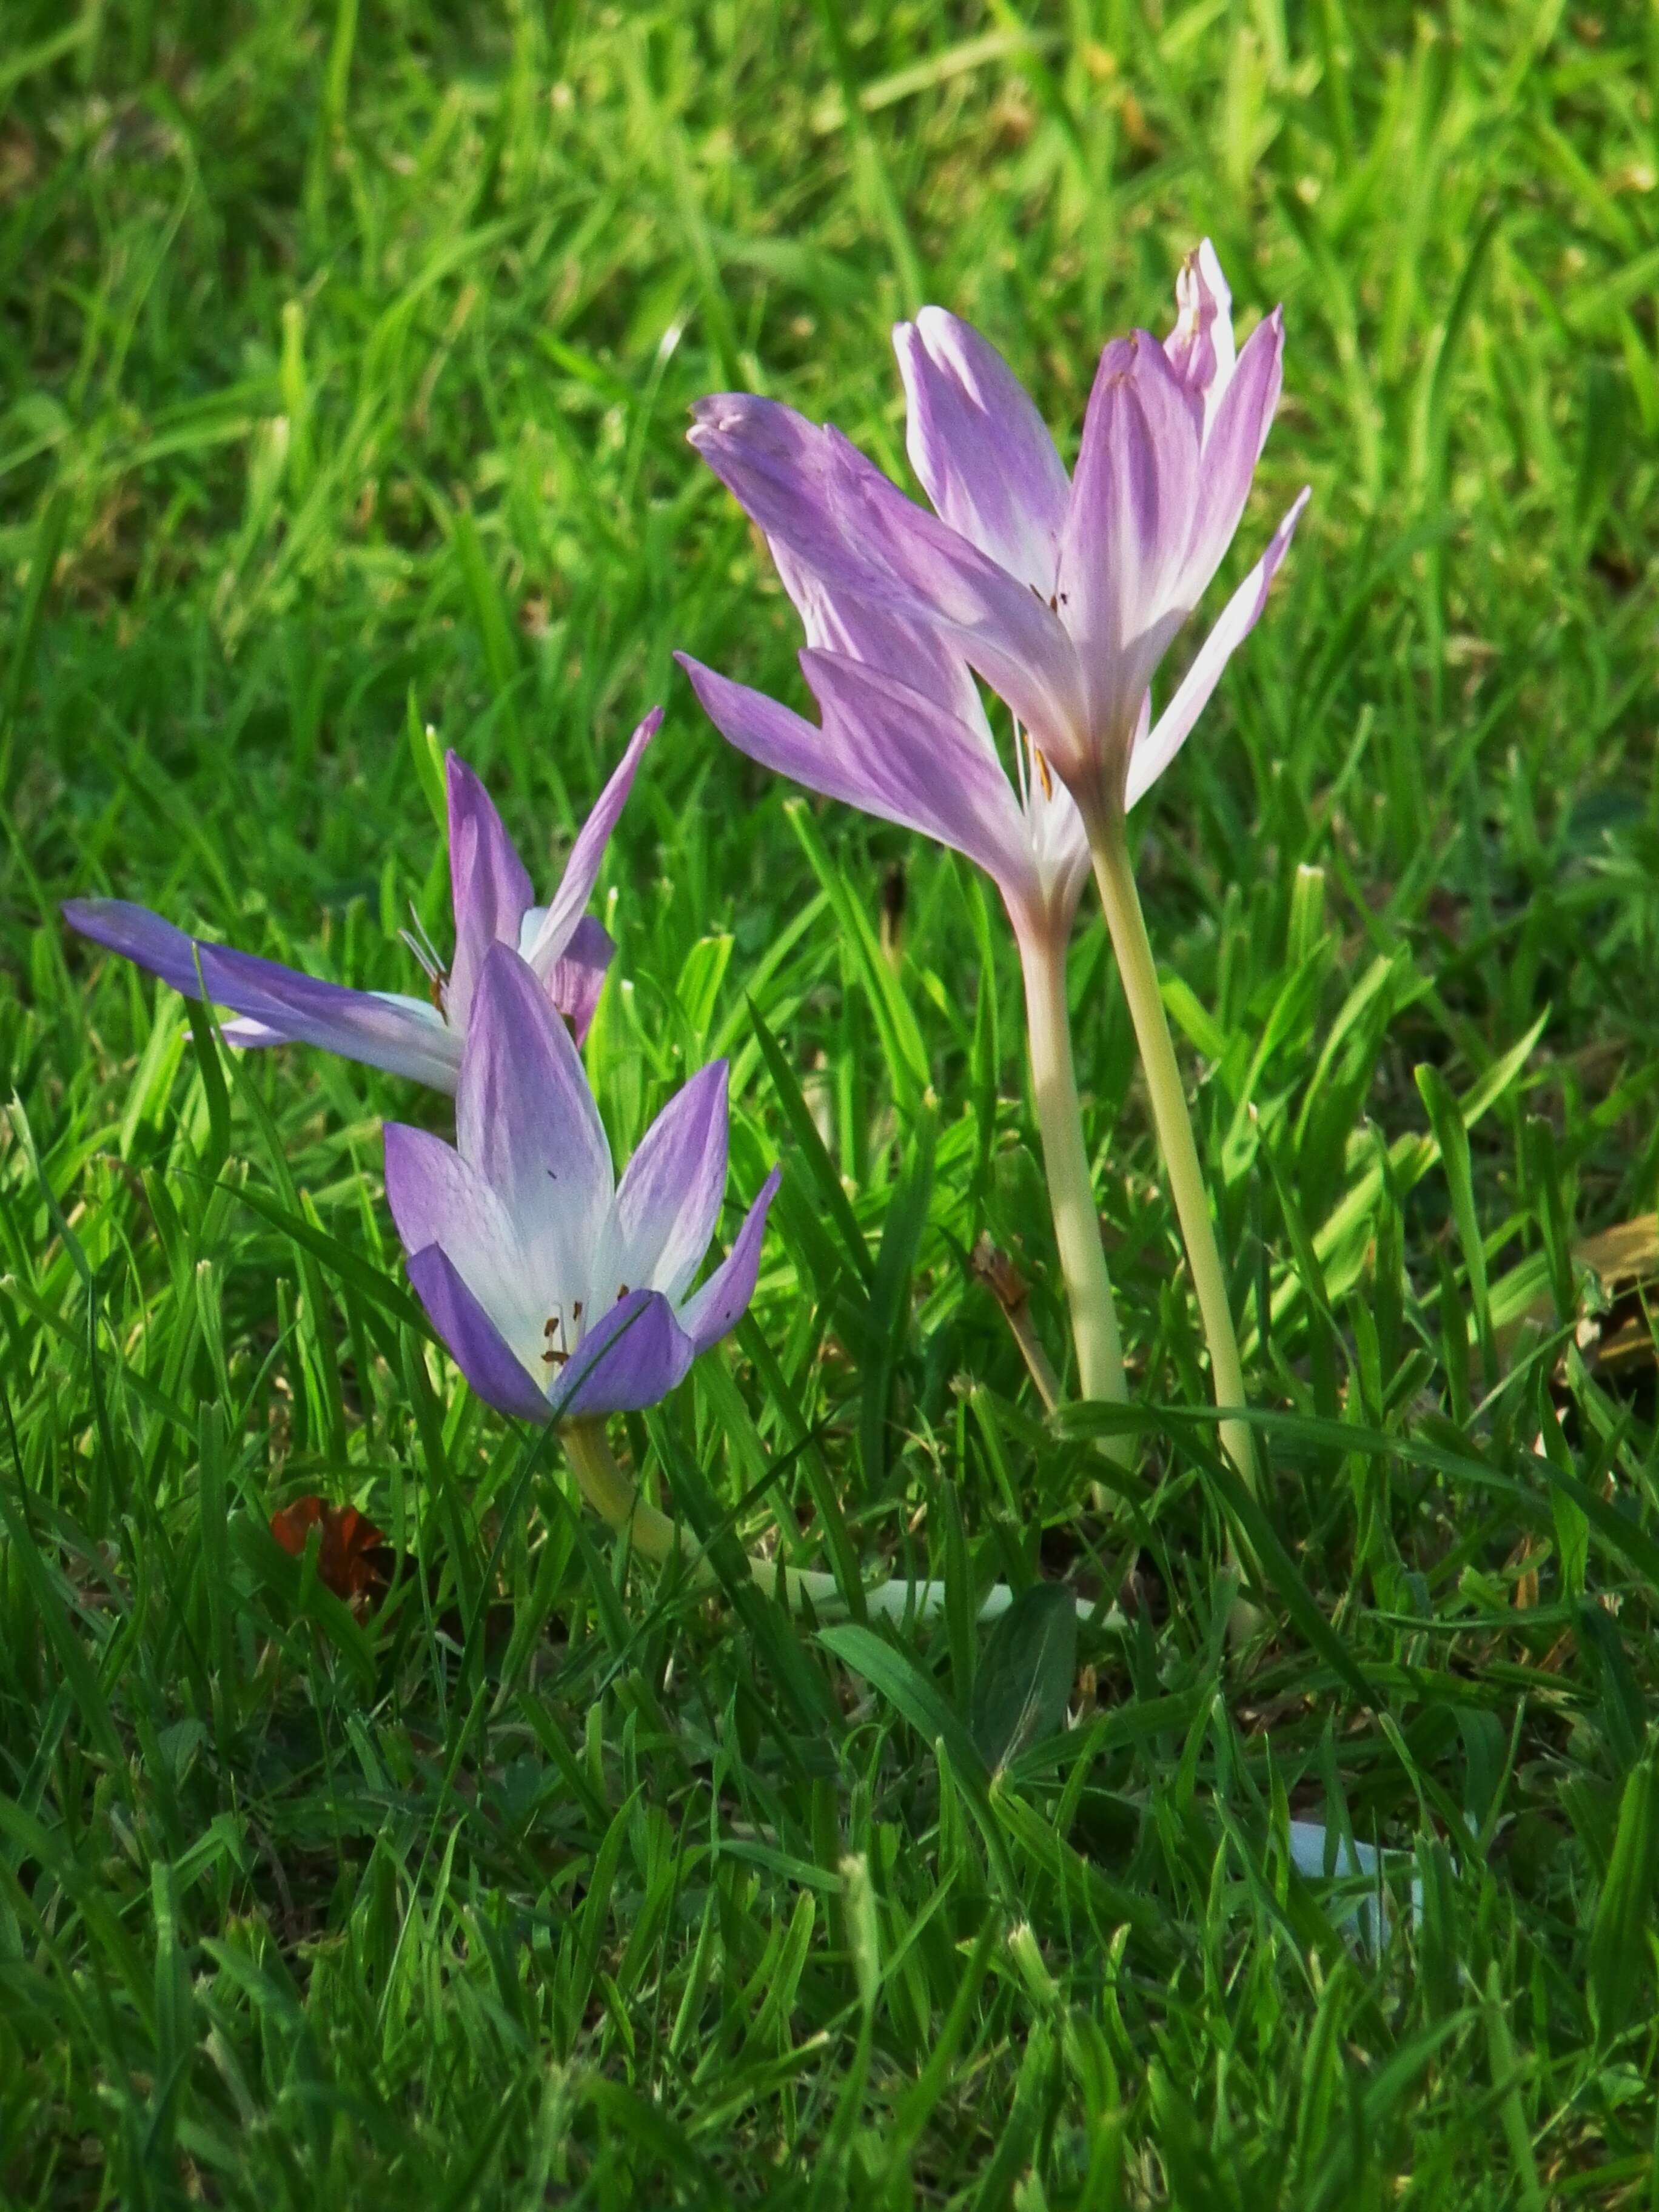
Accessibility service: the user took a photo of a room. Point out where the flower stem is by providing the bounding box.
[562,1418,683,1562]
[1017,926,1130,1446]
[560,1418,1122,1627]
[1084,811,1256,1497]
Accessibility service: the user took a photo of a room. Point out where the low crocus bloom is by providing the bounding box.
[62,712,659,1093]
[689,243,1307,830]
[384,942,780,1423]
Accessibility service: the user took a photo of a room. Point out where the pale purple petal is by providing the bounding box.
[769,538,993,748]
[613,1060,729,1304]
[679,650,1038,913]
[521,709,660,976]
[801,649,1044,897]
[455,943,612,1289]
[383,1120,540,1350]
[819,430,1091,778]
[218,1015,288,1047]
[689,395,856,582]
[193,946,462,1090]
[542,913,614,1044]
[1125,488,1309,812]
[63,898,215,999]
[693,396,1087,769]
[1022,757,1092,931]
[1180,310,1284,600]
[62,899,275,1045]
[551,1288,695,1419]
[63,900,460,1074]
[1164,240,1236,427]
[1058,332,1202,775]
[894,307,1070,593]
[405,1243,552,1423]
[445,752,535,1030]
[679,1165,781,1352]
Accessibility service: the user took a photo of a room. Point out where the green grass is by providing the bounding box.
[4,0,1659,2202]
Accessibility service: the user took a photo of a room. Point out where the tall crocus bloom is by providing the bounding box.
[62,712,659,1094]
[677,546,1129,1429]
[386,941,779,1424]
[691,246,1307,1489]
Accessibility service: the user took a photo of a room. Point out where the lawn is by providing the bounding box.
[4,1,1659,2203]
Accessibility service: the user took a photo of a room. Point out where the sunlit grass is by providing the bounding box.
[3,2,1659,2202]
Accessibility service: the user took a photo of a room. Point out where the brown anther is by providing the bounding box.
[1032,746,1054,801]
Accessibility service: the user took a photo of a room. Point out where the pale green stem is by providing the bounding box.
[560,1418,1120,1628]
[1017,923,1130,1449]
[1084,810,1256,1497]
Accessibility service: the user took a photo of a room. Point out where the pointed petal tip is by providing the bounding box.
[679,1161,782,1354]
[475,934,533,994]
[443,746,487,811]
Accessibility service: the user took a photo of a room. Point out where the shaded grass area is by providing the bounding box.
[4,1,1659,2202]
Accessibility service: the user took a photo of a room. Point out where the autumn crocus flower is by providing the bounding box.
[677,548,1129,1429]
[62,713,659,1093]
[689,244,1306,833]
[384,942,779,1427]
[383,945,1115,1620]
[691,247,1307,1490]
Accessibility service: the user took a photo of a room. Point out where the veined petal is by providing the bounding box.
[613,1059,729,1305]
[64,898,216,1000]
[689,395,854,581]
[405,1243,553,1423]
[770,538,994,752]
[521,709,660,975]
[383,1120,543,1359]
[1059,332,1202,776]
[894,307,1070,593]
[1164,240,1236,431]
[63,900,459,1074]
[542,913,614,1044]
[800,649,1042,899]
[694,396,1087,774]
[820,429,1091,777]
[195,945,464,1090]
[551,1288,695,1419]
[1125,487,1309,813]
[455,943,612,1293]
[446,752,535,1030]
[679,1165,781,1351]
[679,649,1038,911]
[1021,754,1092,931]
[1181,309,1284,601]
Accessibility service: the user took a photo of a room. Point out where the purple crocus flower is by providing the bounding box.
[677,538,1088,951]
[689,243,1308,830]
[62,712,659,1093]
[384,942,780,1423]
